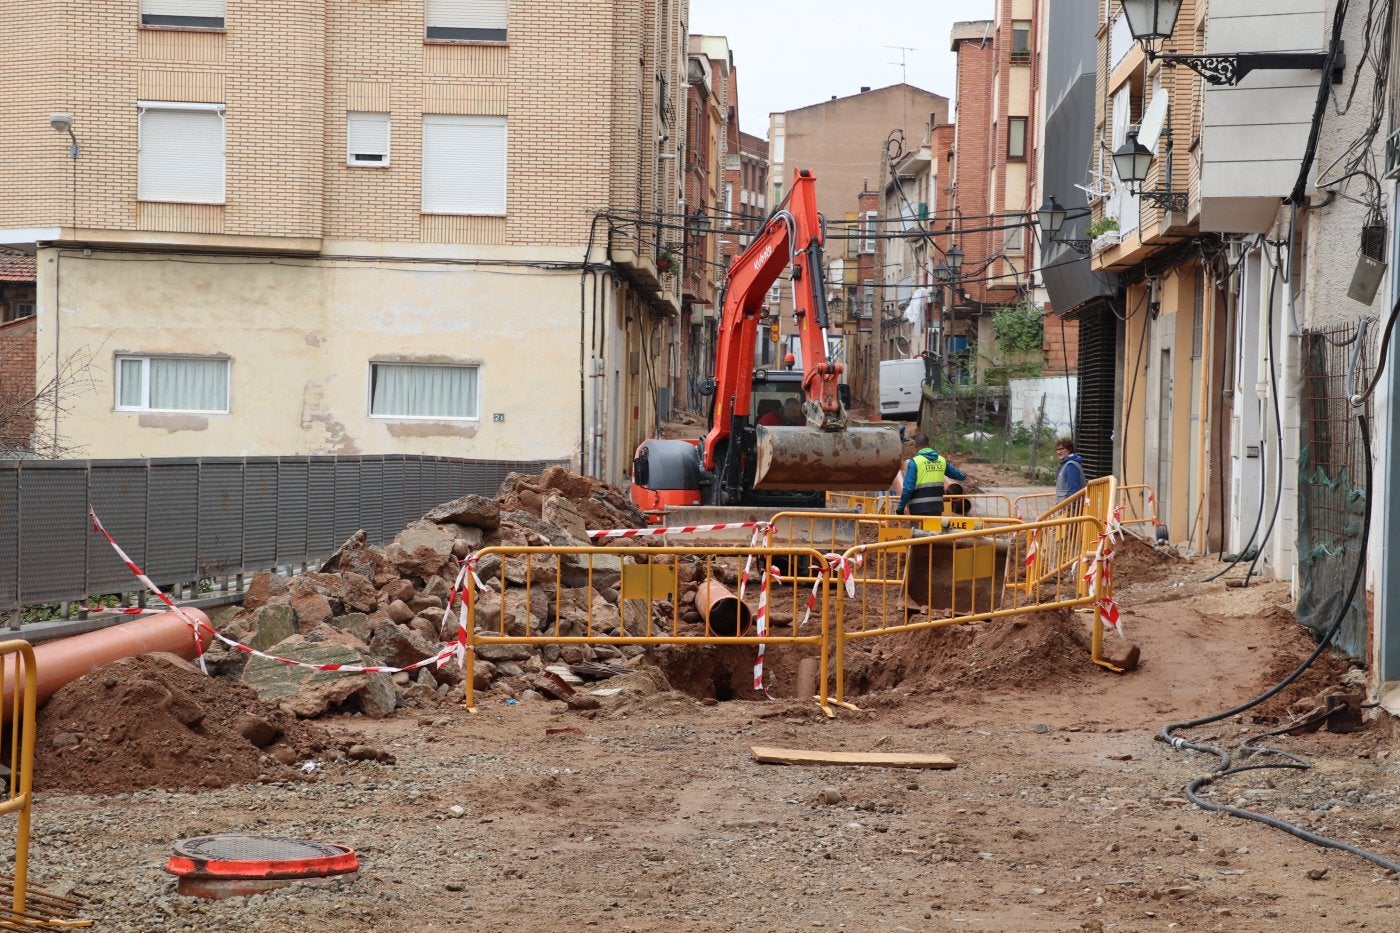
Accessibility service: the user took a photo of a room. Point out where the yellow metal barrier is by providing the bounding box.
[830,514,1120,706]
[465,545,834,712]
[825,492,894,514]
[0,641,37,925]
[1009,476,1117,596]
[1013,492,1056,520]
[1117,483,1160,535]
[827,491,1015,519]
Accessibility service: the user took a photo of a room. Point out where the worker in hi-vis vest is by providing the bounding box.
[896,432,968,516]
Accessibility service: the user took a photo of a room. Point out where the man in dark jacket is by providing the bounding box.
[1055,437,1086,501]
[896,433,967,516]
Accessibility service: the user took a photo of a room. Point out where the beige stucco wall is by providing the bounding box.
[40,246,588,463]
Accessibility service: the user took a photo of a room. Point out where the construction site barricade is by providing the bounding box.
[826,491,1014,519]
[1116,483,1160,536]
[0,641,37,923]
[464,544,833,711]
[1008,476,1118,596]
[829,514,1118,706]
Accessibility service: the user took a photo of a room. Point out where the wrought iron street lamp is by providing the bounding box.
[1112,129,1187,213]
[1036,196,1090,254]
[1119,0,1343,87]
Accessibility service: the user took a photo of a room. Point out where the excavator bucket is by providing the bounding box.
[753,424,904,491]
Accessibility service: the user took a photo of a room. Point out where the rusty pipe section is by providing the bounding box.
[5,610,213,714]
[694,579,753,637]
[754,423,903,491]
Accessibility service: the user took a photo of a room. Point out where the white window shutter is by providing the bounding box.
[347,112,390,165]
[139,107,225,204]
[422,115,507,215]
[427,0,507,30]
[141,0,225,18]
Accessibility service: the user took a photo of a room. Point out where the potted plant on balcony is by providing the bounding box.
[1087,217,1121,254]
[656,248,677,274]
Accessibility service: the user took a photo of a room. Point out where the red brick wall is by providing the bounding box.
[0,316,37,450]
[951,35,996,304]
[1042,315,1080,374]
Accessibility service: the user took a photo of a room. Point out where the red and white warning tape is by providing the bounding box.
[751,566,780,695]
[589,521,773,539]
[89,509,212,674]
[89,508,492,677]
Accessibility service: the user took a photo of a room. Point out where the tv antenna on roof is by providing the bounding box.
[885,45,917,84]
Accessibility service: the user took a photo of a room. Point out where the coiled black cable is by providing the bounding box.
[1161,415,1399,874]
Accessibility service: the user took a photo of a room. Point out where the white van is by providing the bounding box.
[879,358,925,420]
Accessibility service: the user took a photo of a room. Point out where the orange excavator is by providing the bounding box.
[631,169,903,510]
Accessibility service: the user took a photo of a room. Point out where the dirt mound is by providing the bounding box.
[841,610,1097,698]
[34,654,349,794]
[1112,534,1178,584]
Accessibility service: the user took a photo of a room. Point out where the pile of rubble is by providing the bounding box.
[204,466,656,718]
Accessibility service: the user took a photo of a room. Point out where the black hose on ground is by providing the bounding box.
[1160,415,1398,874]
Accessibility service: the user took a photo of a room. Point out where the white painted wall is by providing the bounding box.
[1008,375,1078,435]
[39,245,592,466]
[1200,0,1327,233]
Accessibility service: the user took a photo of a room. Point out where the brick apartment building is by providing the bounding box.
[0,1,689,483]
[766,84,950,400]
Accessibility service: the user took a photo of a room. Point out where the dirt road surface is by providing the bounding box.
[16,543,1399,932]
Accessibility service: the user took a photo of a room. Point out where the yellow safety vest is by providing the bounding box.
[907,451,948,515]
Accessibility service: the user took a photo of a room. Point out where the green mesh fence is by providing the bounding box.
[1296,326,1372,660]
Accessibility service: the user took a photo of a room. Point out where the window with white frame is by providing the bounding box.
[369,362,478,419]
[116,355,230,413]
[138,103,226,204]
[421,115,507,215]
[861,211,878,254]
[347,112,390,166]
[141,0,224,28]
[426,0,507,41]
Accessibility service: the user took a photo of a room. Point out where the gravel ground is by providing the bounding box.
[10,555,1400,932]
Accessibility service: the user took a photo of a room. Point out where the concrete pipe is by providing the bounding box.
[4,609,213,715]
[693,579,753,637]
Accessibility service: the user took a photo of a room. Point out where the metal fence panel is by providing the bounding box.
[0,454,571,615]
[88,462,150,594]
[306,457,337,557]
[381,457,405,541]
[198,459,244,576]
[359,457,385,543]
[276,458,309,565]
[243,460,278,568]
[19,463,90,603]
[0,466,19,611]
[146,460,199,583]
[333,458,362,545]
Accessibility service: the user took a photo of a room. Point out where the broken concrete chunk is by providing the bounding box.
[369,624,439,669]
[249,604,296,652]
[423,494,501,530]
[289,592,334,633]
[333,612,373,644]
[243,638,398,719]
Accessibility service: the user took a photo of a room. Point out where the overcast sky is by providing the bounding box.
[688,0,995,138]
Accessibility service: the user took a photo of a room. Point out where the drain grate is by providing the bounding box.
[167,834,359,881]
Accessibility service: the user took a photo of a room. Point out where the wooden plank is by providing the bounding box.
[750,745,956,769]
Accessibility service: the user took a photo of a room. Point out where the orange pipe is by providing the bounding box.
[694,579,753,637]
[12,609,213,712]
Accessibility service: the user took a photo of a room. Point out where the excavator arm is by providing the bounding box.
[699,169,901,503]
